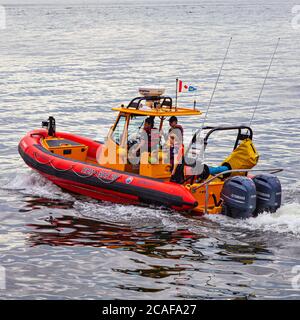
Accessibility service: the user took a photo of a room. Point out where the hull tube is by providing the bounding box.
[19,130,198,212]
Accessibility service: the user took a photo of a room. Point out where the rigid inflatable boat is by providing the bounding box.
[19,88,283,218]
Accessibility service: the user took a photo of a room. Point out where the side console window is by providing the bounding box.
[111,115,127,145]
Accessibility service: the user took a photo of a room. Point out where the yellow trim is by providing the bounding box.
[139,152,172,179]
[186,180,224,214]
[112,107,202,117]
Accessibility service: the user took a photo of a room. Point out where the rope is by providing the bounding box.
[50,162,73,172]
[33,152,120,184]
[33,152,52,165]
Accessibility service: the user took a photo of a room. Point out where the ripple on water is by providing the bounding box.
[0,1,300,299]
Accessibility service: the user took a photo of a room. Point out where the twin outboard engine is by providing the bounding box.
[221,174,282,219]
[221,176,257,219]
[252,174,282,215]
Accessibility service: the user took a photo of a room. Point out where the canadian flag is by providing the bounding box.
[177,79,197,93]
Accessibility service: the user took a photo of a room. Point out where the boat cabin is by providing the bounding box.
[98,88,201,180]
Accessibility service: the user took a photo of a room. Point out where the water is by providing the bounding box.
[0,0,300,299]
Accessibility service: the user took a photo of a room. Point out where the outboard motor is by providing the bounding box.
[252,174,282,215]
[221,176,257,219]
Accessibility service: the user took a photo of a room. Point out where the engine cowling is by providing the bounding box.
[221,176,257,219]
[252,174,282,215]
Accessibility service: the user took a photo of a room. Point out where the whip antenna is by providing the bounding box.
[185,37,232,157]
[201,36,232,131]
[249,37,280,127]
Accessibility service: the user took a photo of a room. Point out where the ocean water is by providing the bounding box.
[0,0,300,299]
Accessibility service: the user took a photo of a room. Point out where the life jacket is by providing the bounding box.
[143,127,160,153]
[169,125,183,151]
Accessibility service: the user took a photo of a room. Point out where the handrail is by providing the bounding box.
[203,125,253,150]
[127,96,173,109]
[187,125,253,158]
[191,167,283,192]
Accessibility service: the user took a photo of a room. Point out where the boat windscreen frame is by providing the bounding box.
[110,112,130,147]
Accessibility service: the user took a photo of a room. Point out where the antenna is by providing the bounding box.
[185,37,232,156]
[249,37,280,127]
[201,36,232,131]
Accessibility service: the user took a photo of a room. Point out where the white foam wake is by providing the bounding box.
[208,202,300,237]
[73,200,187,231]
[3,171,300,237]
[246,203,300,235]
[2,171,75,201]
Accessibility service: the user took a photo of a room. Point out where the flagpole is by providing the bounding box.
[175,78,178,110]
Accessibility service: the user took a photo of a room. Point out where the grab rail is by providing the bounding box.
[190,167,283,214]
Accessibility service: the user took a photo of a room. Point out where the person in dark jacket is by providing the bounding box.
[168,116,184,171]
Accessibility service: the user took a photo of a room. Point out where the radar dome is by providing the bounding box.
[138,87,165,97]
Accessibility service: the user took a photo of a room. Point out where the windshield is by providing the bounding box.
[127,116,146,142]
[111,115,127,145]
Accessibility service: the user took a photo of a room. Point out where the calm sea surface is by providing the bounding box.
[0,0,300,299]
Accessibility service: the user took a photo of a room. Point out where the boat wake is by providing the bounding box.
[207,202,300,237]
[207,182,300,237]
[1,170,75,201]
[2,171,300,237]
[73,200,187,231]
